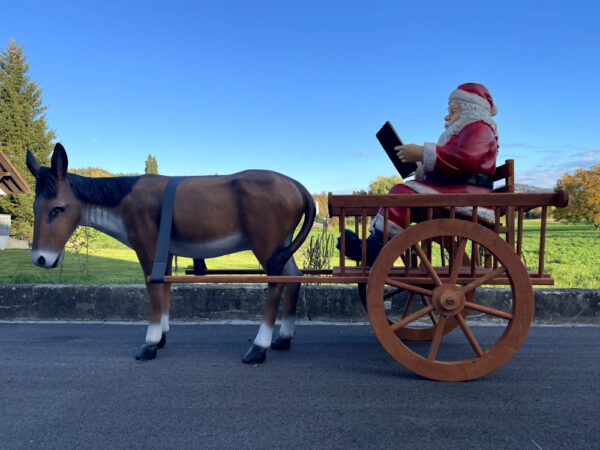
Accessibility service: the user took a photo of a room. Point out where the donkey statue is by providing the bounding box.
[26,143,315,363]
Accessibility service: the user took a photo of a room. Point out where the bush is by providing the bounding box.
[303,226,335,270]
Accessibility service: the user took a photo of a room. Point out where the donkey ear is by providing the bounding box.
[26,150,41,177]
[51,143,68,177]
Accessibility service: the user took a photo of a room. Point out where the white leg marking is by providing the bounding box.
[160,314,169,333]
[279,316,296,338]
[253,322,273,349]
[145,322,162,344]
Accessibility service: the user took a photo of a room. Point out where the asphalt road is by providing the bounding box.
[0,322,598,449]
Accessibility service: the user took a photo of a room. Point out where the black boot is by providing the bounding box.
[336,229,363,262]
[365,229,385,266]
[336,229,384,266]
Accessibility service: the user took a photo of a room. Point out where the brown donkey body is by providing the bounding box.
[26,144,315,363]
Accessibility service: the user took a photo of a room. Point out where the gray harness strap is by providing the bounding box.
[150,176,183,283]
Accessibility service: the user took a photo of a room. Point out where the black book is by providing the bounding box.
[376,121,417,178]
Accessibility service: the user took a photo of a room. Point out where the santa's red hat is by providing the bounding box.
[449,83,498,116]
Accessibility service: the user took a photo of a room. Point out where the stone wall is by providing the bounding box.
[0,284,598,323]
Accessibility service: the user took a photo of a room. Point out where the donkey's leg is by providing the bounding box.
[134,250,173,360]
[242,282,284,364]
[157,282,171,349]
[272,258,301,351]
[136,282,167,361]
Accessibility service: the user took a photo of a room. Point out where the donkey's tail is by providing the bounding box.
[266,180,316,275]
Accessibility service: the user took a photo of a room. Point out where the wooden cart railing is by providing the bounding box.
[328,190,569,285]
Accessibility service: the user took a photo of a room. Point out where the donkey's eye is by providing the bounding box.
[49,205,65,219]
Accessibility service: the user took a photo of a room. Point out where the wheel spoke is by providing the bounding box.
[385,278,433,297]
[461,266,506,294]
[456,314,484,357]
[390,305,434,332]
[449,238,468,284]
[413,243,442,287]
[464,301,514,320]
[420,295,438,325]
[384,288,403,299]
[428,315,447,360]
[401,292,414,318]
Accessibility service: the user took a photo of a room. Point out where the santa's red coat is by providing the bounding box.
[378,121,498,230]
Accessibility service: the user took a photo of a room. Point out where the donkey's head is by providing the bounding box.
[27,144,83,268]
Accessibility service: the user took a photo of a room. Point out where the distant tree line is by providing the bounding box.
[69,167,139,178]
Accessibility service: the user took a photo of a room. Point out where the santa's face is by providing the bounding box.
[444,99,461,128]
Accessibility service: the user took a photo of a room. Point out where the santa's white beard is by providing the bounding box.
[436,101,498,146]
[437,121,461,145]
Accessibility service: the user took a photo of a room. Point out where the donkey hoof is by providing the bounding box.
[242,345,267,364]
[157,333,167,349]
[271,337,292,350]
[135,344,158,361]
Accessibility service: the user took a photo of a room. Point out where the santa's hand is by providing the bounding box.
[395,144,424,163]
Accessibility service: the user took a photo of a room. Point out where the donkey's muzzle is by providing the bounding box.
[31,249,62,269]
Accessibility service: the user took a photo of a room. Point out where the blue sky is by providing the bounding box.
[3,0,599,193]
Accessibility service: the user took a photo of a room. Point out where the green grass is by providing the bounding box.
[0,221,598,288]
[520,221,600,289]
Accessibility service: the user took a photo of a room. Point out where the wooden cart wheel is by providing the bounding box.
[367,219,534,381]
[358,238,474,341]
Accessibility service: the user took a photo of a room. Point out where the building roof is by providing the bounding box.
[0,148,30,195]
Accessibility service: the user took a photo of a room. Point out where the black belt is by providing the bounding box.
[424,172,493,189]
[150,176,183,283]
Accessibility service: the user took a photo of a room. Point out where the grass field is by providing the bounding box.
[0,221,598,288]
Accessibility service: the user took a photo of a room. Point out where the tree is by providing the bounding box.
[552,164,600,230]
[0,40,55,239]
[144,154,158,174]
[69,167,139,177]
[368,175,403,194]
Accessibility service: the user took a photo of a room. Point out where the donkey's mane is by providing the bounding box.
[36,167,140,208]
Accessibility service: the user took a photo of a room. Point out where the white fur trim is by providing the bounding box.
[404,181,495,224]
[279,316,296,339]
[414,162,425,180]
[370,215,404,238]
[423,142,437,172]
[160,314,169,333]
[253,322,273,349]
[145,323,162,344]
[450,89,496,115]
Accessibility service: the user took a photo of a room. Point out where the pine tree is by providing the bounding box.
[0,39,55,239]
[144,154,158,174]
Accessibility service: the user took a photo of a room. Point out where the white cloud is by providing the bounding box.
[515,169,564,188]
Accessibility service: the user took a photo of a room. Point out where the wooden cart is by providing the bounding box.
[153,160,569,381]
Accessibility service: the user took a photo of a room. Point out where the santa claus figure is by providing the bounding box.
[342,82,499,265]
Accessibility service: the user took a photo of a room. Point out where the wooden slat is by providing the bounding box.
[154,275,370,284]
[340,208,346,273]
[539,206,547,277]
[156,271,554,286]
[329,191,568,216]
[184,269,332,275]
[361,208,367,275]
[491,160,512,182]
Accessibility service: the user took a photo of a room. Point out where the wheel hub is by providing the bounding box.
[432,285,465,316]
